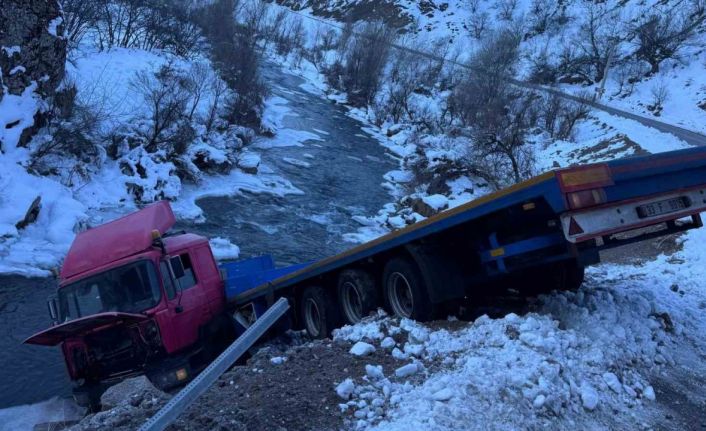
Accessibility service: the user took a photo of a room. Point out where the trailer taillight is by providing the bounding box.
[557,164,613,192]
[567,188,607,210]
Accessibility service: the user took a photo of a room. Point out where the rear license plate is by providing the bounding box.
[636,197,690,219]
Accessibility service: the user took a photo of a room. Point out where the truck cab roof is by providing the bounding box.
[61,201,176,281]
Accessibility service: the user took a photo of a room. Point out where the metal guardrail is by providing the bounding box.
[138,297,290,431]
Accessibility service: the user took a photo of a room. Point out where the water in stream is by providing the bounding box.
[0,64,396,408]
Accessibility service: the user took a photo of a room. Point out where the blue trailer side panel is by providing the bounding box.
[221,256,313,300]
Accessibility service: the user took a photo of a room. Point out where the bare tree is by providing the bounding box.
[60,0,99,47]
[497,0,518,21]
[575,3,622,83]
[632,4,705,75]
[469,12,490,39]
[649,80,670,115]
[130,64,193,153]
[341,21,396,106]
[557,95,590,140]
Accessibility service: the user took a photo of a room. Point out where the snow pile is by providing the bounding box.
[0,397,83,431]
[208,237,241,260]
[330,263,698,430]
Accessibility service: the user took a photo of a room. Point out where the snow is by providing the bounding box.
[421,194,448,211]
[208,237,240,260]
[270,356,287,365]
[330,225,706,429]
[0,397,83,431]
[47,16,63,38]
[580,384,599,411]
[350,342,376,357]
[1,46,21,56]
[365,365,385,381]
[336,378,356,400]
[394,363,420,378]
[282,157,312,168]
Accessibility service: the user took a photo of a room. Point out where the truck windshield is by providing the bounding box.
[58,260,161,322]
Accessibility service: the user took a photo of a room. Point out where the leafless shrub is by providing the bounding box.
[575,3,622,83]
[449,30,537,185]
[497,0,518,21]
[469,12,490,39]
[28,80,103,176]
[197,0,268,127]
[631,4,705,75]
[612,58,646,96]
[340,21,396,106]
[130,64,194,154]
[541,93,563,138]
[450,29,521,123]
[528,0,555,35]
[469,0,481,13]
[648,80,670,115]
[556,95,591,140]
[205,77,227,133]
[60,0,99,48]
[92,0,202,56]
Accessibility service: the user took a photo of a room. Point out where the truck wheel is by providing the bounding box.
[383,257,434,321]
[337,269,378,324]
[301,286,340,339]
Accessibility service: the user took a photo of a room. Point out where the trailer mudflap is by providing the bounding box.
[24,312,147,346]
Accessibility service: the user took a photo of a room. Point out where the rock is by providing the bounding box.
[410,198,437,217]
[270,356,287,365]
[100,376,162,411]
[350,342,376,356]
[0,0,66,98]
[237,151,261,174]
[15,196,41,230]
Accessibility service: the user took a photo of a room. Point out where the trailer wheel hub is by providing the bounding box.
[388,272,414,318]
[304,298,322,337]
[341,281,364,322]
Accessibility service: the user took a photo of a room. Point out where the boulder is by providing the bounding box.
[100,376,163,411]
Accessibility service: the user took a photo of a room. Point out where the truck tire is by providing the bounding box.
[301,286,340,339]
[337,269,378,324]
[383,257,434,321]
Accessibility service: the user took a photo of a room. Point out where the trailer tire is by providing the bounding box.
[383,257,434,321]
[301,286,340,339]
[337,269,378,324]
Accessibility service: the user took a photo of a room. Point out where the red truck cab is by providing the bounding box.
[25,202,229,407]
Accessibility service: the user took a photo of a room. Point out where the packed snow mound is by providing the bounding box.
[329,237,706,431]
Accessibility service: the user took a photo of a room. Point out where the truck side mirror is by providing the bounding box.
[170,256,185,279]
[47,297,58,323]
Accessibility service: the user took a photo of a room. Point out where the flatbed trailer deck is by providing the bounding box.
[222,146,706,333]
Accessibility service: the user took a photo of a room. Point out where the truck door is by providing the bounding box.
[160,252,207,351]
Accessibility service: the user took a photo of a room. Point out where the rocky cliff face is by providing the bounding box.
[0,0,67,147]
[0,0,66,98]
